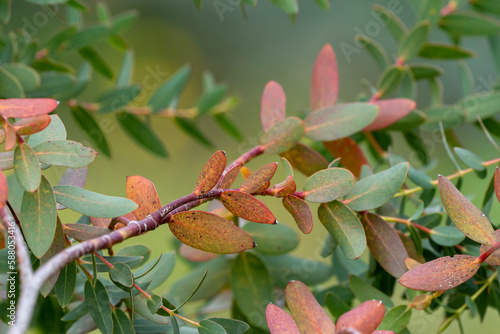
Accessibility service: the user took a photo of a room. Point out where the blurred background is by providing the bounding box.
[6,0,500,332]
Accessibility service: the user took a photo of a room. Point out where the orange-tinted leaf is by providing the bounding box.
[398,255,481,291]
[405,257,422,270]
[90,217,111,228]
[220,190,276,224]
[282,195,313,234]
[336,300,385,334]
[273,175,297,197]
[409,294,432,311]
[170,210,255,254]
[266,303,300,334]
[438,175,496,245]
[240,166,252,180]
[0,171,7,208]
[495,167,500,204]
[63,223,111,241]
[280,143,328,176]
[261,81,286,131]
[240,162,278,194]
[1,119,17,150]
[260,117,305,154]
[194,150,226,195]
[286,280,336,333]
[363,98,416,132]
[361,213,408,278]
[179,243,218,262]
[323,137,368,177]
[311,44,338,111]
[13,115,51,136]
[122,211,137,221]
[126,175,162,220]
[479,229,500,265]
[0,98,58,118]
[219,164,241,189]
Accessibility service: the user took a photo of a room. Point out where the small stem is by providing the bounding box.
[365,132,387,158]
[477,241,500,263]
[219,145,264,184]
[477,115,500,152]
[6,201,20,226]
[439,122,462,171]
[381,216,434,234]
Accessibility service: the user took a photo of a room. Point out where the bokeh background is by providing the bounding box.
[7,0,500,332]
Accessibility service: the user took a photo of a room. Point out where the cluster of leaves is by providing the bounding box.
[3,1,500,334]
[0,0,241,158]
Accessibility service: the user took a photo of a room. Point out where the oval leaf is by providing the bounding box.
[282,195,313,234]
[13,115,51,136]
[364,99,416,132]
[260,117,305,154]
[0,98,58,118]
[311,44,338,111]
[116,112,167,157]
[438,175,496,245]
[336,300,385,334]
[304,103,379,141]
[266,303,300,334]
[454,147,485,171]
[53,185,138,218]
[261,81,286,131]
[240,162,277,194]
[398,255,481,291]
[280,143,328,177]
[170,210,255,254]
[33,140,97,168]
[323,137,369,178]
[344,163,409,212]
[195,151,227,195]
[318,200,366,260]
[220,190,276,224]
[84,279,113,334]
[480,229,500,266]
[286,280,336,334]
[430,225,465,247]
[243,222,299,256]
[303,167,355,203]
[126,175,161,220]
[14,142,41,192]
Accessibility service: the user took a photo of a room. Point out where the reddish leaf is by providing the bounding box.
[126,175,162,220]
[194,150,226,195]
[63,223,111,241]
[273,175,297,197]
[363,98,416,132]
[282,195,313,234]
[220,190,276,224]
[261,81,286,131]
[405,257,422,270]
[266,303,300,334]
[0,171,7,208]
[1,119,17,150]
[13,115,51,136]
[409,294,432,311]
[240,162,278,194]
[398,255,481,291]
[219,164,241,189]
[0,98,58,118]
[438,175,496,245]
[372,331,396,334]
[479,229,500,266]
[311,44,338,111]
[179,243,218,262]
[495,167,500,205]
[90,217,111,228]
[286,280,336,333]
[336,300,385,334]
[170,210,255,254]
[361,213,408,278]
[280,143,328,176]
[323,137,369,177]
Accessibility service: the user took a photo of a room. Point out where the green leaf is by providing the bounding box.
[458,60,474,97]
[472,0,500,15]
[112,309,134,334]
[97,85,141,113]
[78,47,113,80]
[269,0,298,14]
[70,106,111,157]
[33,140,97,168]
[173,117,213,147]
[459,92,500,122]
[198,85,227,116]
[117,244,150,267]
[454,147,485,171]
[349,275,394,308]
[170,210,255,254]
[355,35,389,69]
[361,213,408,278]
[66,25,109,49]
[198,320,227,334]
[0,0,11,24]
[304,103,378,141]
[148,64,191,112]
[0,152,13,171]
[260,117,304,154]
[419,43,474,59]
[2,64,40,91]
[377,305,412,332]
[418,0,443,27]
[116,112,168,157]
[422,105,465,130]
[409,63,444,80]
[84,279,113,334]
[438,175,496,245]
[213,113,243,141]
[53,185,138,218]
[439,11,500,36]
[56,61,92,101]
[14,143,41,192]
[344,163,409,212]
[430,225,465,246]
[116,50,134,88]
[377,65,404,98]
[303,168,355,203]
[147,294,163,314]
[207,318,250,334]
[55,260,77,307]
[27,72,76,98]
[318,200,366,260]
[231,252,274,329]
[111,10,138,35]
[373,4,408,41]
[398,21,430,62]
[0,66,24,98]
[321,234,338,258]
[29,115,67,148]
[243,222,299,255]
[325,292,351,320]
[109,263,134,288]
[61,302,88,322]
